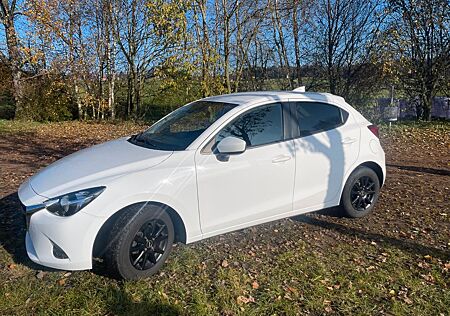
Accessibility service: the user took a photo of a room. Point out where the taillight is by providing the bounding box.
[368,125,379,138]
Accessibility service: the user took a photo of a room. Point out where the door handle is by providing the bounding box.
[272,155,292,163]
[341,137,357,144]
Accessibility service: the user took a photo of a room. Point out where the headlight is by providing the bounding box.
[44,187,105,217]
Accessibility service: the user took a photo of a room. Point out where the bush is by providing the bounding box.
[18,77,76,121]
[0,92,15,120]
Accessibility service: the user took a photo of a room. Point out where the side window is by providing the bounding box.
[294,102,347,137]
[215,103,283,148]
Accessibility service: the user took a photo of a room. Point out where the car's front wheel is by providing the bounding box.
[341,166,380,218]
[105,204,174,280]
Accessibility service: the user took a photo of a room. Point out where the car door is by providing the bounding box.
[195,102,296,237]
[291,101,360,211]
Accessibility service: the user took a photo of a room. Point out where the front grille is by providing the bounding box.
[20,202,26,214]
[21,202,45,230]
[19,202,30,230]
[25,214,31,230]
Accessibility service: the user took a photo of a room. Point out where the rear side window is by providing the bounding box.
[294,102,348,137]
[216,103,283,147]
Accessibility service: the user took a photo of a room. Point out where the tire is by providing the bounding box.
[104,204,174,280]
[341,166,380,218]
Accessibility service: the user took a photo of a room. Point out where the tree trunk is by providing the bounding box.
[2,2,24,118]
[292,0,302,86]
[223,17,231,94]
[127,70,133,118]
[106,27,116,120]
[74,83,83,119]
[422,93,432,121]
[108,69,115,120]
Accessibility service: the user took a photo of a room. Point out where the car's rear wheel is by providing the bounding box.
[105,205,174,280]
[341,166,380,218]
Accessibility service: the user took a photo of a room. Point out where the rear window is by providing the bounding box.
[294,102,348,137]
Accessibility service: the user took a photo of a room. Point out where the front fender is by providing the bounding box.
[81,150,202,244]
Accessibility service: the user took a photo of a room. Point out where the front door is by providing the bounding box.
[195,103,295,237]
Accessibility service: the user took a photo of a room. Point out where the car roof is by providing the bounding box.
[202,91,347,107]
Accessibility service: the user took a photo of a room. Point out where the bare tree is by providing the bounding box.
[385,0,450,120]
[112,0,188,118]
[305,0,384,99]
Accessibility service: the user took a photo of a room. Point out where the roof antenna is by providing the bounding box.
[292,86,306,92]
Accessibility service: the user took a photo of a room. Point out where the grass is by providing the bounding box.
[0,120,449,315]
[0,241,448,315]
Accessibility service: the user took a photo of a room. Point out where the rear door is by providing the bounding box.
[291,101,360,211]
[195,102,296,236]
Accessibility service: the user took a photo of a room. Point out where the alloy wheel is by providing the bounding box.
[350,176,376,211]
[129,219,169,270]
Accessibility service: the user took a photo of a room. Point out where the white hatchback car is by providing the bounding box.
[18,91,385,279]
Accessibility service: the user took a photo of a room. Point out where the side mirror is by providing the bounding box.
[216,136,246,155]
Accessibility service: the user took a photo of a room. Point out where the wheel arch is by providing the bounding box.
[359,161,384,187]
[338,160,384,204]
[92,201,187,260]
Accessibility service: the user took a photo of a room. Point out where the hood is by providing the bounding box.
[29,137,173,198]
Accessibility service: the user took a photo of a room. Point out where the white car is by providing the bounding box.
[18,90,385,280]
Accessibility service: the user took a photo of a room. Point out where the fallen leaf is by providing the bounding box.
[287,286,298,294]
[403,297,413,305]
[237,295,255,305]
[36,271,46,280]
[7,264,16,270]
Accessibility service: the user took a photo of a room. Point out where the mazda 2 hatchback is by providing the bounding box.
[18,91,385,279]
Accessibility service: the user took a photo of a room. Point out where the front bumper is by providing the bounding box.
[19,182,106,271]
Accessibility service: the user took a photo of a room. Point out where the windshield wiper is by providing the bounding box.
[129,133,159,149]
[129,132,142,141]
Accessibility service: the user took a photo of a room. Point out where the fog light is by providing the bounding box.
[51,241,68,259]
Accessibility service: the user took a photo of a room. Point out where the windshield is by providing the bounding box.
[129,100,238,151]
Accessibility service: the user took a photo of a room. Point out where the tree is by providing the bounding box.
[0,0,24,117]
[27,0,94,119]
[384,0,450,120]
[305,0,385,101]
[112,0,189,118]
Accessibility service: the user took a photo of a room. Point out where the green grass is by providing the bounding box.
[0,241,448,315]
[0,119,42,133]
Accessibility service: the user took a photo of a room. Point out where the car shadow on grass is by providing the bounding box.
[0,192,59,272]
[293,210,450,262]
[106,283,181,316]
[387,163,450,176]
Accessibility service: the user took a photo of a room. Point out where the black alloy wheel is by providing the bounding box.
[105,205,174,280]
[350,176,376,211]
[129,219,169,270]
[341,166,380,218]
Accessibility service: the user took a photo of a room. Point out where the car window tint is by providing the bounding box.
[295,102,345,136]
[216,103,283,147]
[133,101,237,151]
